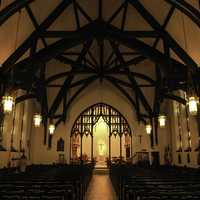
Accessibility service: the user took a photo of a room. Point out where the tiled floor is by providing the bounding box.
[86,175,117,200]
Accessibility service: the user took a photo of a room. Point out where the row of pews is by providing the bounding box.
[0,163,94,200]
[110,164,200,200]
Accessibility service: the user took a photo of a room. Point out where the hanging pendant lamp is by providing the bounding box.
[2,95,14,113]
[146,124,152,135]
[49,123,55,135]
[158,115,167,128]
[188,96,198,115]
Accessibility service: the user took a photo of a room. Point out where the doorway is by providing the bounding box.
[151,152,160,167]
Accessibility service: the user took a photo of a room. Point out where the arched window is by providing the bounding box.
[70,103,132,162]
[57,138,64,152]
[71,103,131,137]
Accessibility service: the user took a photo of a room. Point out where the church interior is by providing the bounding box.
[1,0,200,199]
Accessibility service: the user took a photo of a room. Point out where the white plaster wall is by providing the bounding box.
[30,80,154,164]
[29,79,177,167]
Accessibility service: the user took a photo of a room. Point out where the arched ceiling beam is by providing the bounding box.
[153,5,175,48]
[0,0,35,26]
[104,23,187,75]
[1,0,73,73]
[123,5,175,67]
[103,76,154,88]
[164,93,186,105]
[107,71,156,85]
[10,21,188,78]
[107,0,127,24]
[49,81,152,91]
[48,39,96,117]
[110,41,153,116]
[7,21,188,100]
[128,0,198,71]
[70,76,100,88]
[42,30,159,38]
[105,75,146,122]
[46,70,156,86]
[1,0,200,75]
[10,23,95,75]
[6,22,188,99]
[48,75,74,117]
[105,76,137,110]
[45,70,96,85]
[66,77,97,110]
[55,75,98,126]
[103,76,131,88]
[106,55,146,71]
[56,55,96,72]
[25,4,48,48]
[2,0,200,34]
[15,93,36,104]
[165,0,200,28]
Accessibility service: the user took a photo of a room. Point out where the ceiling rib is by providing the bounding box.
[1,0,200,129]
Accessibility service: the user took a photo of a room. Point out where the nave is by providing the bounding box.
[110,164,200,200]
[0,163,93,200]
[1,162,200,200]
[86,172,116,200]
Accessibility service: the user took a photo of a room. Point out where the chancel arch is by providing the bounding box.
[70,103,132,165]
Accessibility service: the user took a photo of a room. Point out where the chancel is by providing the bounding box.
[1,0,200,200]
[70,103,132,167]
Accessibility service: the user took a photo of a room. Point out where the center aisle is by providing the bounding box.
[85,172,117,200]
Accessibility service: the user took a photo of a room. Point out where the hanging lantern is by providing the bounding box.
[33,113,42,127]
[2,95,14,113]
[146,124,152,135]
[49,124,55,135]
[188,96,198,115]
[158,115,167,128]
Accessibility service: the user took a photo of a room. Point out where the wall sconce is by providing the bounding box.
[33,113,42,127]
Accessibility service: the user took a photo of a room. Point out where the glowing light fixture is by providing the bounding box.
[49,124,55,135]
[33,113,42,127]
[146,124,152,135]
[158,115,167,128]
[2,95,14,113]
[188,96,198,115]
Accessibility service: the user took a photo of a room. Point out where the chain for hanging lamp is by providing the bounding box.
[181,12,199,115]
[2,11,21,114]
[186,69,199,115]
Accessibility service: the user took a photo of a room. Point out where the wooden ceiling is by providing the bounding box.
[0,0,200,129]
